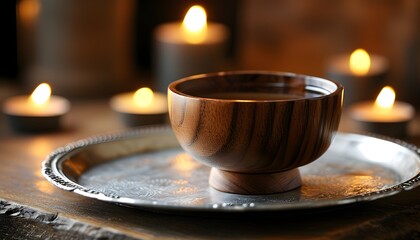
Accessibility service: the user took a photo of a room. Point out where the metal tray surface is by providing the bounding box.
[42,126,420,212]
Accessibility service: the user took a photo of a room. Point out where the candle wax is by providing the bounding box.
[327,54,388,76]
[155,22,228,45]
[110,92,168,114]
[154,22,228,93]
[350,101,415,122]
[326,53,389,106]
[3,95,70,117]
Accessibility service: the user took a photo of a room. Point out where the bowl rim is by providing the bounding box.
[168,70,343,102]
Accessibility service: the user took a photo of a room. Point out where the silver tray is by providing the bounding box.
[42,126,420,213]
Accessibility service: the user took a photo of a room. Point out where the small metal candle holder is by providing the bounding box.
[110,90,168,127]
[349,101,415,139]
[3,95,70,133]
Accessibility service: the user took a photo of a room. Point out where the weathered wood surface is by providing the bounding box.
[0,101,419,239]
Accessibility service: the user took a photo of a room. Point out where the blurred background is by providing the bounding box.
[0,0,419,107]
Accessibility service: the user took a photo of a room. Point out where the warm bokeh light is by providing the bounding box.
[173,153,200,172]
[375,86,395,109]
[182,5,207,43]
[30,137,58,194]
[28,137,56,160]
[183,5,207,32]
[133,87,154,107]
[349,49,371,75]
[30,83,51,105]
[18,0,40,23]
[172,153,200,177]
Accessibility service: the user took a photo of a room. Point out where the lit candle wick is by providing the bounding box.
[30,83,51,105]
[133,87,154,107]
[349,49,371,76]
[374,86,395,110]
[182,5,207,43]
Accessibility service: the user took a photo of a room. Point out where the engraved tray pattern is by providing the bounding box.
[42,126,420,212]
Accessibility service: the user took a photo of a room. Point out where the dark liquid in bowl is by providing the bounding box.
[199,92,306,100]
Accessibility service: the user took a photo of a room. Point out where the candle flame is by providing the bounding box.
[134,87,154,107]
[349,49,371,75]
[30,83,51,105]
[375,86,395,109]
[182,5,207,43]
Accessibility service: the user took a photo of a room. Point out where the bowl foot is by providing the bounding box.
[209,168,301,194]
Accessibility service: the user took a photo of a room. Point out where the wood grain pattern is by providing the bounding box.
[169,71,343,194]
[209,168,301,194]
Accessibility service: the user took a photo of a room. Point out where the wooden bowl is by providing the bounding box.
[168,71,343,194]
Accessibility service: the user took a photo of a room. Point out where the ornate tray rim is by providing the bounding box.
[42,125,420,213]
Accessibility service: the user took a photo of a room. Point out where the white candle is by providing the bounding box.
[110,87,167,114]
[349,86,415,138]
[154,5,229,92]
[3,83,70,117]
[2,83,71,132]
[350,86,414,122]
[326,49,388,106]
[110,87,168,126]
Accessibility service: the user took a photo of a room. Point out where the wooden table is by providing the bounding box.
[1,100,419,239]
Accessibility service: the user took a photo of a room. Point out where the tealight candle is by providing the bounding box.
[349,86,415,138]
[2,83,71,132]
[110,87,168,127]
[326,49,388,106]
[154,5,229,92]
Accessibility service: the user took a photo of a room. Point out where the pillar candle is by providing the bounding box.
[326,49,388,106]
[154,5,229,92]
